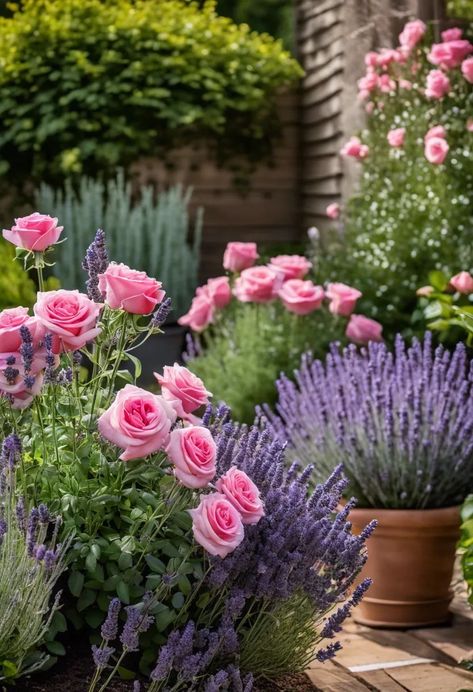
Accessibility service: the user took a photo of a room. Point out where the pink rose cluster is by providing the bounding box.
[98,362,263,558]
[179,242,383,343]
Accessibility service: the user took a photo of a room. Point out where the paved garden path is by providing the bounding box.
[306,579,473,691]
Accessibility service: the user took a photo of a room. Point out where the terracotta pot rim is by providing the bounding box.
[348,504,460,527]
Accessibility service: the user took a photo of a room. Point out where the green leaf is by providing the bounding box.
[77,589,97,612]
[46,641,66,656]
[428,270,449,291]
[118,667,136,680]
[145,555,166,573]
[116,581,130,604]
[171,592,184,609]
[68,571,85,598]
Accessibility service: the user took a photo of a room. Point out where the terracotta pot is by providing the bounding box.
[349,505,460,628]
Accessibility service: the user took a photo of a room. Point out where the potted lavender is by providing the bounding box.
[263,334,473,627]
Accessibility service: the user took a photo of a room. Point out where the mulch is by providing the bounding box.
[15,641,316,691]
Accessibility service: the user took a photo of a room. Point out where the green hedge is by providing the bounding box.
[0,0,302,183]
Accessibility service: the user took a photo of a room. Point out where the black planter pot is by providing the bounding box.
[134,323,187,385]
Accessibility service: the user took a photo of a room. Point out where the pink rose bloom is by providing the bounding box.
[197,277,232,309]
[462,57,473,84]
[269,255,312,281]
[428,40,473,69]
[424,125,446,142]
[98,384,176,461]
[216,467,264,525]
[416,285,434,297]
[442,28,463,42]
[166,426,216,489]
[399,79,413,90]
[2,213,63,252]
[326,283,362,317]
[364,51,379,68]
[357,72,378,94]
[234,266,282,303]
[0,349,50,409]
[178,294,214,332]
[467,118,473,133]
[223,242,259,273]
[340,137,369,160]
[377,48,402,68]
[155,363,212,422]
[34,290,101,352]
[98,263,165,315]
[387,128,405,148]
[365,102,375,115]
[0,307,43,352]
[189,493,244,558]
[450,271,473,294]
[346,315,383,345]
[278,280,324,316]
[378,74,396,93]
[326,203,340,220]
[424,136,449,165]
[399,19,426,50]
[425,70,450,99]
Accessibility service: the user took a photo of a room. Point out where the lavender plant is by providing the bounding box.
[264,333,473,509]
[0,434,68,681]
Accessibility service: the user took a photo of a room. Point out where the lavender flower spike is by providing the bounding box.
[151,297,172,328]
[101,598,122,641]
[82,228,109,302]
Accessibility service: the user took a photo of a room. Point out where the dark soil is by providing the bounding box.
[14,641,315,691]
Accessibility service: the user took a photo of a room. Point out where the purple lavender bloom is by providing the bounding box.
[44,548,58,570]
[132,682,141,692]
[44,333,57,384]
[0,434,22,470]
[316,641,342,662]
[101,598,122,641]
[151,297,172,328]
[92,644,115,668]
[0,518,7,545]
[264,334,473,509]
[19,325,34,374]
[120,605,153,652]
[82,228,109,302]
[34,544,47,561]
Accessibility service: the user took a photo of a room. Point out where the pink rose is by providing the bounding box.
[340,137,369,160]
[215,467,264,525]
[365,102,375,115]
[378,74,396,93]
[387,128,405,148]
[269,255,312,281]
[424,136,449,165]
[223,242,259,273]
[377,48,403,68]
[326,283,362,317]
[425,70,450,99]
[357,72,378,95]
[234,266,282,303]
[399,20,426,50]
[346,314,383,345]
[178,294,214,332]
[442,28,463,42]
[155,363,212,421]
[425,125,446,142]
[34,290,101,352]
[399,79,413,90]
[166,426,216,488]
[428,40,473,69]
[98,384,176,461]
[467,118,473,133]
[364,52,379,68]
[278,279,324,316]
[0,307,43,352]
[197,277,232,309]
[189,493,244,558]
[450,271,473,294]
[98,263,165,315]
[326,203,340,220]
[462,57,473,84]
[416,285,434,297]
[2,213,63,252]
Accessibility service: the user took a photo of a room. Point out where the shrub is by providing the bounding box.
[0,215,372,686]
[0,435,68,681]
[37,171,202,317]
[264,333,473,509]
[181,243,380,423]
[0,243,36,310]
[320,20,473,338]
[0,0,302,183]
